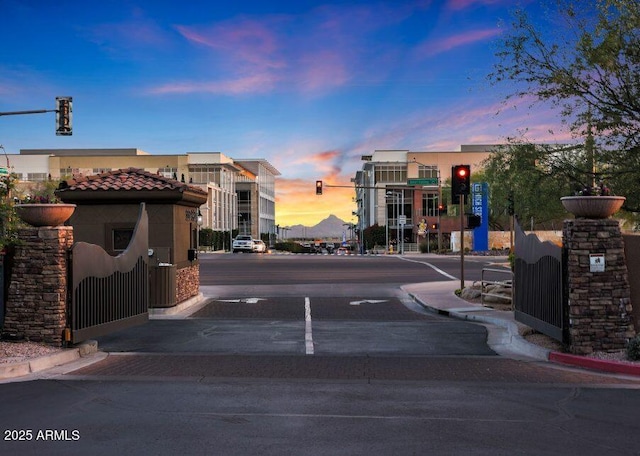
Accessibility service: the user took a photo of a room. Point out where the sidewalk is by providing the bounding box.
[402,280,640,377]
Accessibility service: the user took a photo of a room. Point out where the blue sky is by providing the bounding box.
[0,0,563,225]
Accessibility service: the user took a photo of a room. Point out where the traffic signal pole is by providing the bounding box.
[459,196,465,290]
[0,96,72,136]
[452,165,470,290]
[0,109,54,116]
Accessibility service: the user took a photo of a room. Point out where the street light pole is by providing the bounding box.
[386,190,400,254]
[197,209,203,252]
[400,190,405,255]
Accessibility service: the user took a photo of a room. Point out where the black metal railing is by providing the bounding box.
[513,221,566,342]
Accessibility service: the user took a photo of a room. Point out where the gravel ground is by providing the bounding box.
[0,341,63,364]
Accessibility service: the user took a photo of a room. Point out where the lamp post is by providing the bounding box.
[386,190,402,254]
[197,209,203,252]
[411,158,442,252]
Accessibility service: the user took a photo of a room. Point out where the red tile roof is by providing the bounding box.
[58,167,207,195]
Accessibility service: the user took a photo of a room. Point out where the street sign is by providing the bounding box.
[0,167,9,176]
[398,215,407,225]
[407,178,438,186]
[471,182,489,251]
[590,254,605,272]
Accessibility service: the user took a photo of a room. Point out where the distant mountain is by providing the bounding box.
[286,215,349,239]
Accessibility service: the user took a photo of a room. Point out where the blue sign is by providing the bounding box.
[471,182,489,251]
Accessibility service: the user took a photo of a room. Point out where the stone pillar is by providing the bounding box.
[2,227,73,347]
[176,263,200,303]
[564,219,635,354]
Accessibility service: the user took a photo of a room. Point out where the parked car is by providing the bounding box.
[253,239,266,253]
[232,235,254,253]
[336,247,349,255]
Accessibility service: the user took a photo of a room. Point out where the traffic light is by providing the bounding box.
[315,180,323,195]
[452,165,470,197]
[467,214,481,229]
[56,96,72,136]
[438,204,446,216]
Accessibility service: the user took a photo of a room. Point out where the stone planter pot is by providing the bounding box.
[560,196,625,219]
[15,203,76,227]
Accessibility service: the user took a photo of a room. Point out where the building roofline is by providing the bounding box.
[235,159,281,176]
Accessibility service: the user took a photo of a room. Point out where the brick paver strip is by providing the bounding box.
[70,354,638,384]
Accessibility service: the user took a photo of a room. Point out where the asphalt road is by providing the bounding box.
[198,252,504,286]
[1,253,639,455]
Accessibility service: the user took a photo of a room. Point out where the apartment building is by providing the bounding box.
[10,148,279,240]
[353,146,495,248]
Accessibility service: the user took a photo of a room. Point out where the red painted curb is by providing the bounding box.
[549,352,640,376]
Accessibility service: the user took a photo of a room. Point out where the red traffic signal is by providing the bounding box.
[452,165,470,197]
[315,180,323,195]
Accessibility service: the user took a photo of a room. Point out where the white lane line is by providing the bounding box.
[305,297,314,355]
[397,257,457,280]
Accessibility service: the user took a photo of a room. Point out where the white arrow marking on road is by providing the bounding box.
[218,298,266,304]
[349,299,388,306]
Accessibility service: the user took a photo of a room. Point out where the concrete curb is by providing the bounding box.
[406,285,640,376]
[406,291,551,361]
[549,352,640,376]
[0,340,98,380]
[446,308,552,361]
[149,293,208,318]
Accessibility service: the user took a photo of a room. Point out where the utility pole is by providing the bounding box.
[459,195,465,290]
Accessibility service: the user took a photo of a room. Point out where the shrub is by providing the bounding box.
[627,336,640,361]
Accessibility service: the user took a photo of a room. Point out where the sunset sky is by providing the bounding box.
[0,0,568,226]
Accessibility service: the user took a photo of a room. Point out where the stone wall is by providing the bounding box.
[564,219,636,354]
[176,263,199,303]
[2,227,74,347]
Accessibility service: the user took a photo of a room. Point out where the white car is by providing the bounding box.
[253,239,267,253]
[232,235,254,253]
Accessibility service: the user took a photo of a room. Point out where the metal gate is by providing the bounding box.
[69,204,149,343]
[513,221,567,342]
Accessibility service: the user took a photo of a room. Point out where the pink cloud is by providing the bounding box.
[288,150,343,178]
[85,10,170,56]
[297,51,351,93]
[148,2,422,97]
[175,20,283,70]
[417,28,502,58]
[147,74,278,95]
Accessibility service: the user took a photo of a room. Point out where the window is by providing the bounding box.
[418,165,438,180]
[158,167,178,179]
[421,193,439,217]
[26,173,48,182]
[112,228,134,251]
[374,165,407,183]
[93,168,112,174]
[188,166,224,185]
[60,168,79,178]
